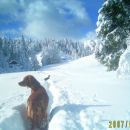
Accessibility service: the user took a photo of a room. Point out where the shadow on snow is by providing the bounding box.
[13,103,111,130]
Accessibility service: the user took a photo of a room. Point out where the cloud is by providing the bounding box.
[0,0,24,19]
[53,0,90,25]
[0,0,92,40]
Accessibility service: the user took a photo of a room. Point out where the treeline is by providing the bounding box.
[0,36,91,73]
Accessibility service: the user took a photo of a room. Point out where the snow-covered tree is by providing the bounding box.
[41,40,61,66]
[19,36,31,70]
[30,55,40,70]
[96,0,130,70]
[0,38,9,71]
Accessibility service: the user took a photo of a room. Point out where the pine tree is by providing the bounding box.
[19,36,30,70]
[96,0,130,70]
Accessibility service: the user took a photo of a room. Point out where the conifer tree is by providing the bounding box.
[96,0,130,70]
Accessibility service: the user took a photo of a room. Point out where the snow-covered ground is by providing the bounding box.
[0,55,130,130]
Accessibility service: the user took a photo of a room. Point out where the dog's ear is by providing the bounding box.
[25,75,41,88]
[25,76,32,87]
[31,76,41,87]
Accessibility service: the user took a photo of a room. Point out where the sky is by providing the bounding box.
[0,0,104,40]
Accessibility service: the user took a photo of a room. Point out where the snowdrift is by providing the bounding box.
[117,46,130,78]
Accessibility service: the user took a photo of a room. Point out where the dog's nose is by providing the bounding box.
[18,81,22,86]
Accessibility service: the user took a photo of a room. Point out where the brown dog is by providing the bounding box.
[18,75,49,130]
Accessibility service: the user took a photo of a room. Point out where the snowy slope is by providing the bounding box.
[0,55,130,130]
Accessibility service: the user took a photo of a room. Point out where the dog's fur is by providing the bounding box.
[18,75,49,130]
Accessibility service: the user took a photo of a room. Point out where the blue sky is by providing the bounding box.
[0,0,104,40]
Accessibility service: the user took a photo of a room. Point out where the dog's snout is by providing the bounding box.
[18,81,22,86]
[18,81,25,86]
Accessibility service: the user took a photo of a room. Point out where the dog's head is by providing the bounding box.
[18,75,41,88]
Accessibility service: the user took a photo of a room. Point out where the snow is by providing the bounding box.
[0,55,130,130]
[117,37,130,78]
[117,53,130,78]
